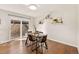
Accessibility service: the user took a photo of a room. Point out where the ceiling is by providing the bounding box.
[0,4,77,18]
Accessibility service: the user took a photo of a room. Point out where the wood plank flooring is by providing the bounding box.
[0,40,78,54]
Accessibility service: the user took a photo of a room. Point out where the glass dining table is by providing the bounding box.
[30,32,45,54]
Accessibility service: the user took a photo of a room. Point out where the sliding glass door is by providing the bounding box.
[10,20,29,40]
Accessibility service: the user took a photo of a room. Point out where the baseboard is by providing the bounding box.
[48,37,78,48]
[77,48,79,53]
[0,39,25,44]
[0,39,13,44]
[18,37,27,40]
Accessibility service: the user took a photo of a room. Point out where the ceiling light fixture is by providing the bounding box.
[25,4,40,10]
[28,5,37,10]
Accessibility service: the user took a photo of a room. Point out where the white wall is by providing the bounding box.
[77,5,79,52]
[0,10,10,43]
[36,5,77,47]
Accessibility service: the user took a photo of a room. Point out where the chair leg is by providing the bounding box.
[45,42,48,49]
[25,37,28,45]
[41,43,43,54]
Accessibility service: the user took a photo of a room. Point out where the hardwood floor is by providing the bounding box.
[0,40,78,54]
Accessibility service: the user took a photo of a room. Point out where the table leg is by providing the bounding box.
[36,39,38,54]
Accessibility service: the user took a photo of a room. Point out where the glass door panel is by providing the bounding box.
[22,21,29,38]
[11,20,20,40]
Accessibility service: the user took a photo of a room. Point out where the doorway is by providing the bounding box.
[10,20,29,40]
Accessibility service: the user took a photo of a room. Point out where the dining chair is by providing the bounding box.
[38,35,48,53]
[26,34,36,47]
[36,31,43,33]
[28,31,32,34]
[39,31,43,34]
[35,31,43,35]
[25,31,32,45]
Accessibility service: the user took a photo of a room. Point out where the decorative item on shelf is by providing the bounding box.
[39,21,43,24]
[51,17,63,24]
[50,17,63,24]
[45,14,53,19]
[44,12,63,24]
[39,11,63,24]
[45,16,63,24]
